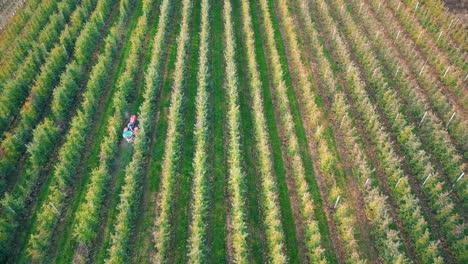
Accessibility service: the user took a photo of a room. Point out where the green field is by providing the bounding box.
[0,0,466,263]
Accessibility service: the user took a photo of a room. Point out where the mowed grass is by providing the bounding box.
[208,0,227,262]
[128,0,182,261]
[246,0,305,260]
[165,0,200,262]
[230,0,266,262]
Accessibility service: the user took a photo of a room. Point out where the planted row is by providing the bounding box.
[186,0,211,262]
[0,0,91,138]
[0,0,80,88]
[0,0,70,84]
[0,0,41,54]
[333,93,410,264]
[0,0,57,59]
[296,0,409,262]
[25,24,118,261]
[350,0,467,205]
[10,0,117,258]
[274,0,365,262]
[313,0,444,262]
[104,0,170,261]
[380,0,466,98]
[221,1,249,262]
[397,0,467,66]
[364,0,467,156]
[0,0,113,257]
[370,2,465,93]
[0,0,103,194]
[334,2,467,259]
[72,0,151,258]
[239,0,288,262]
[152,0,191,261]
[344,0,468,260]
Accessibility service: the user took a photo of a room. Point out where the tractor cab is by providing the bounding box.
[123,115,138,143]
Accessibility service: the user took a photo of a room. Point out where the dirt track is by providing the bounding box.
[445,0,468,24]
[0,0,24,31]
[445,0,467,11]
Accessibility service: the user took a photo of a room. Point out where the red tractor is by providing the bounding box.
[122,115,138,143]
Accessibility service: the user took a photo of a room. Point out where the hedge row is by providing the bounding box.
[186,0,211,262]
[152,0,192,261]
[313,0,444,262]
[240,0,288,262]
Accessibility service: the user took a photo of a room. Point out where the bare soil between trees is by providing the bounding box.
[0,0,24,30]
[445,0,468,24]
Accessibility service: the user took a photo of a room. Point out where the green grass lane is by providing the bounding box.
[230,0,267,262]
[166,0,200,262]
[128,0,180,261]
[92,144,132,263]
[128,2,184,262]
[207,0,227,262]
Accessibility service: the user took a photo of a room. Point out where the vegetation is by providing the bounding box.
[186,0,211,262]
[0,0,465,262]
[239,0,288,262]
[222,1,249,262]
[0,0,97,194]
[72,0,150,259]
[152,0,192,261]
[0,0,116,259]
[25,23,119,261]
